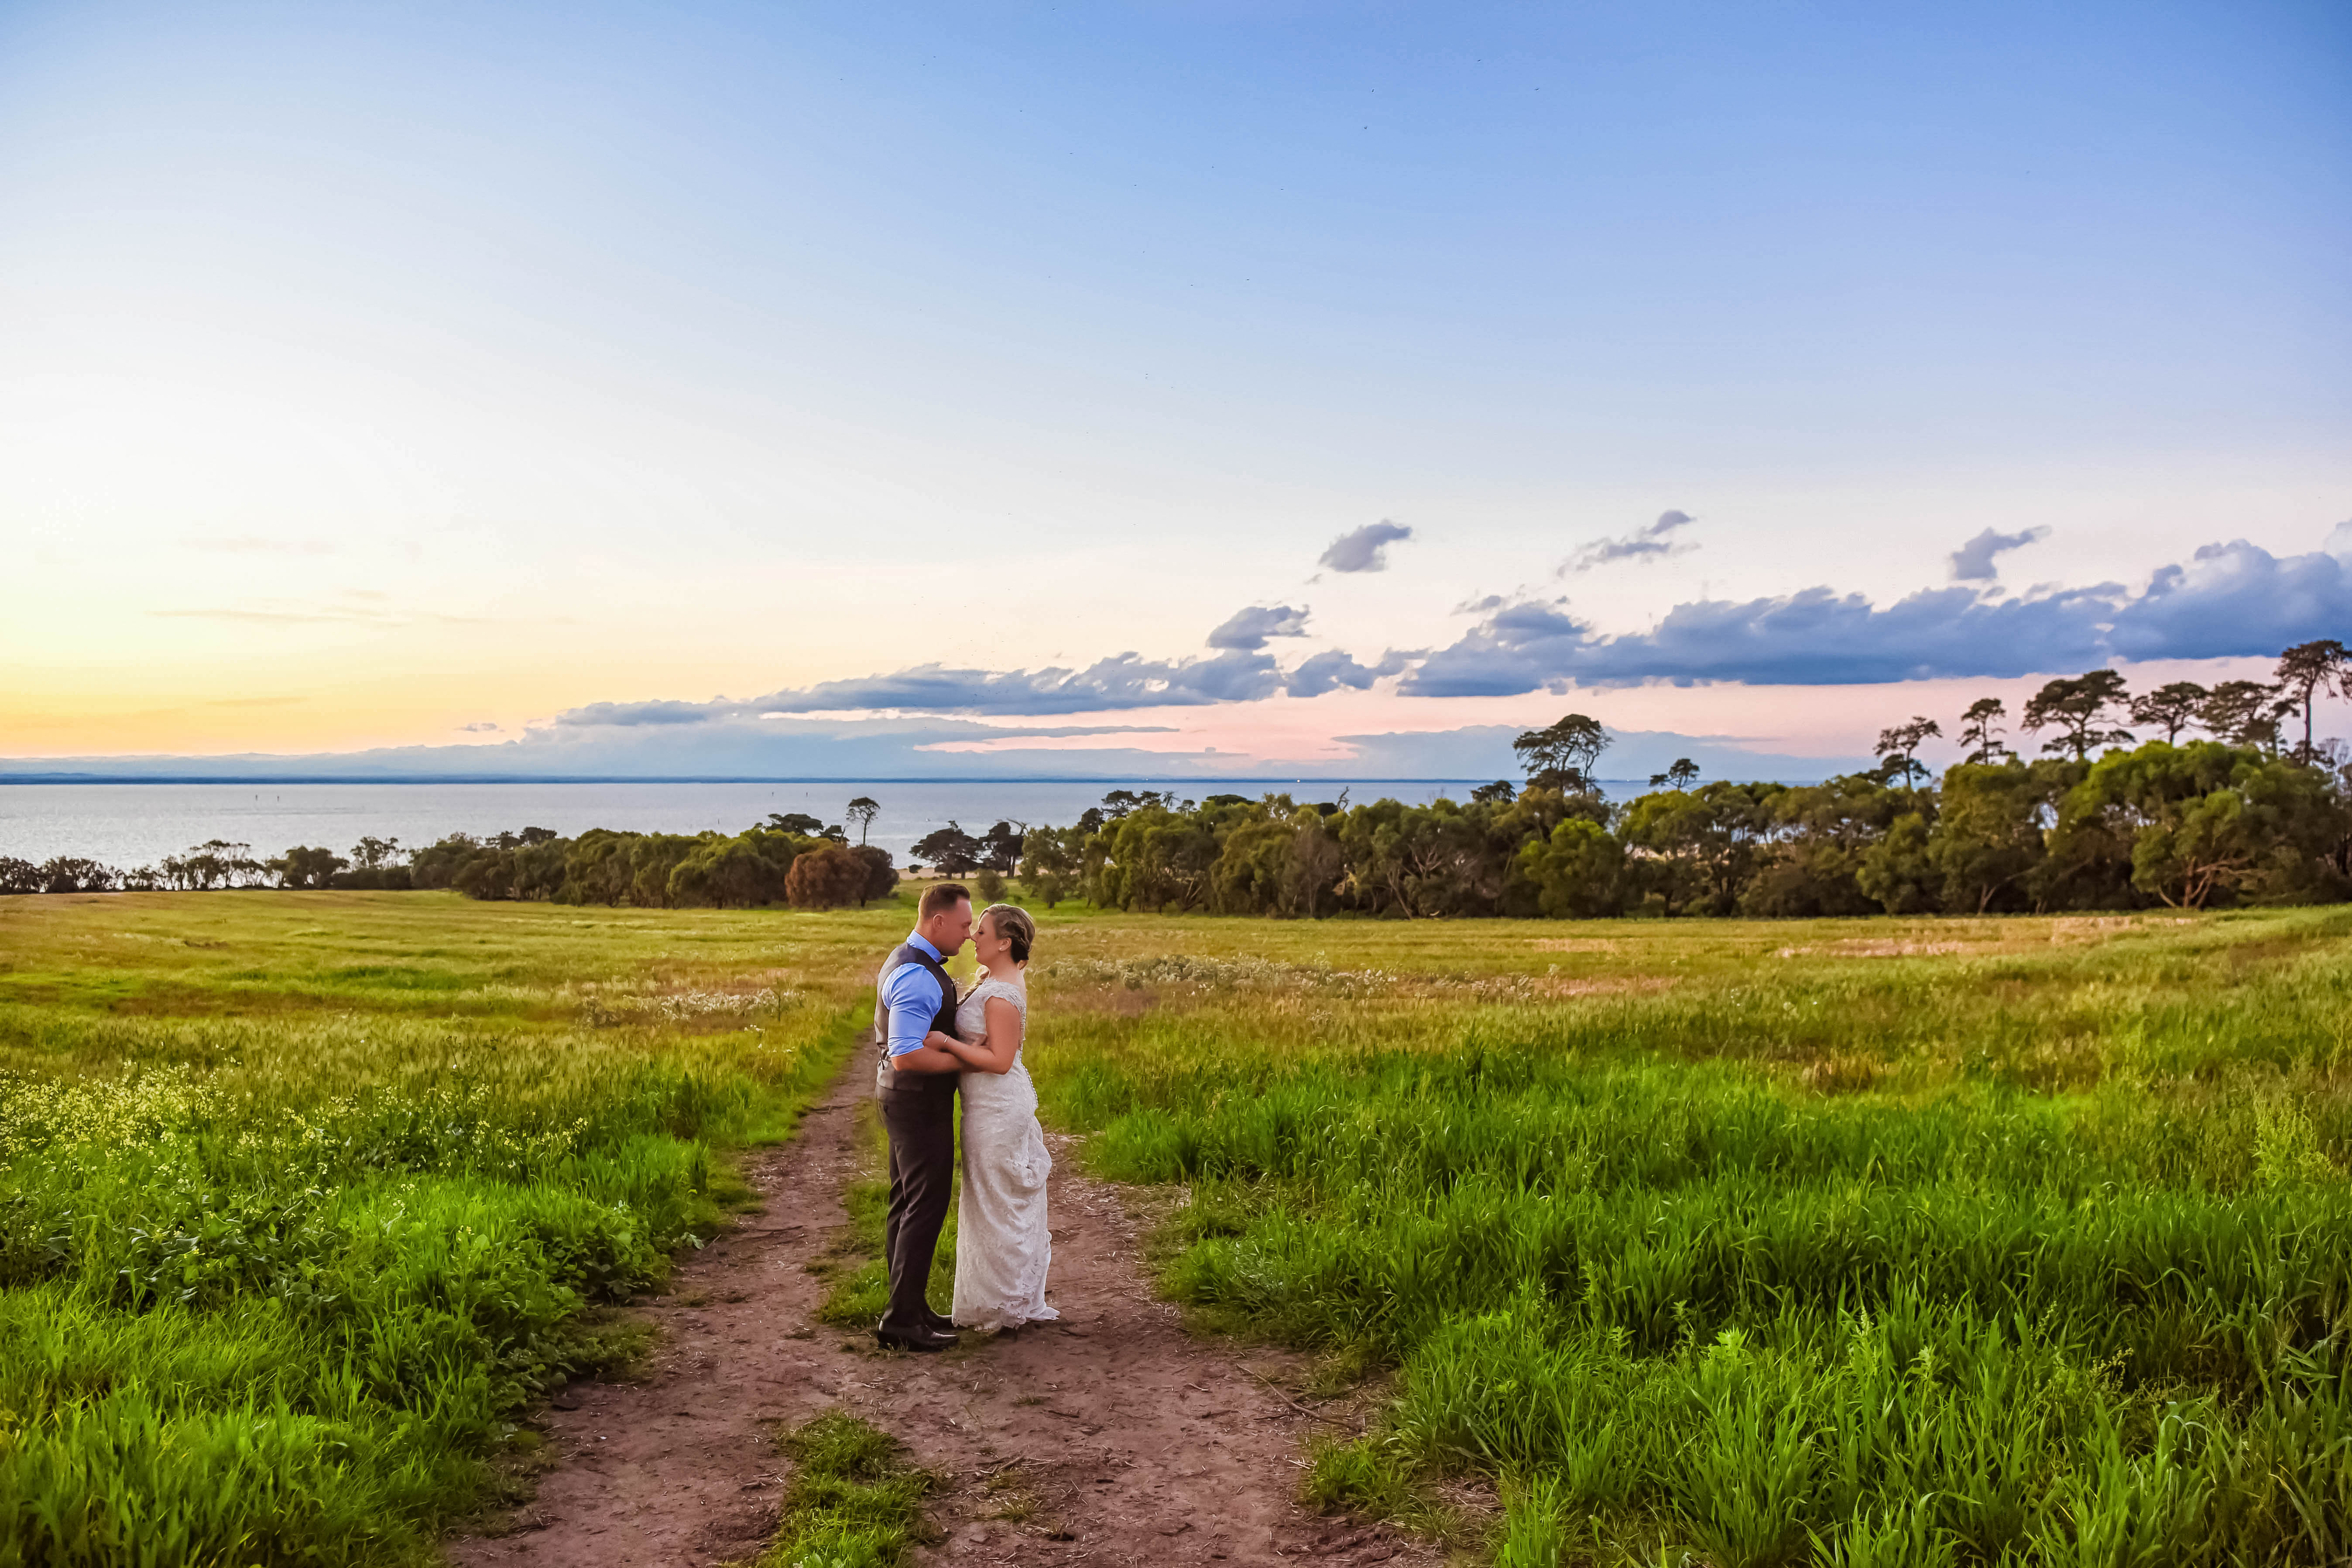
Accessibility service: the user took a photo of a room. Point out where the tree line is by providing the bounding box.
[1018,646,2352,918]
[0,806,900,910]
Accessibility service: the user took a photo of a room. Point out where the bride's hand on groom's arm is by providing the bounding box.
[888,1036,965,1073]
[920,1029,987,1066]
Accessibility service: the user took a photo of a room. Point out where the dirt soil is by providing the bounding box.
[446,1051,1437,1568]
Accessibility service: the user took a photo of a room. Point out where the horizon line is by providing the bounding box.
[0,772,1499,786]
[0,772,1766,787]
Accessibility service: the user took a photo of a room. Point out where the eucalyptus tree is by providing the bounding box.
[911,823,983,876]
[2022,671,2133,760]
[1956,697,2009,763]
[2129,682,2210,745]
[1512,713,1609,790]
[2274,640,2349,760]
[1876,717,1942,794]
[2198,680,2287,753]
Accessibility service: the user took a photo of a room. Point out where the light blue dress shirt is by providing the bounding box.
[882,933,948,1057]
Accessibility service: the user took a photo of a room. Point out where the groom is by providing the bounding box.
[871,882,976,1352]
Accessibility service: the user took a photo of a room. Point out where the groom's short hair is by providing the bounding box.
[919,883,971,919]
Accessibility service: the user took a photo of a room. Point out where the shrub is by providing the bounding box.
[785,847,867,910]
[851,845,898,905]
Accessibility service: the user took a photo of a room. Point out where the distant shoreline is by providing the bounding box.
[0,774,1509,787]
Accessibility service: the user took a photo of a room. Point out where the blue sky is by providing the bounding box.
[4,0,2347,776]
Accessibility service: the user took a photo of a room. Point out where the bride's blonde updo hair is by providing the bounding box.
[981,903,1035,964]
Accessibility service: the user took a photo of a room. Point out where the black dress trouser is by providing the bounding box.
[878,1077,957,1332]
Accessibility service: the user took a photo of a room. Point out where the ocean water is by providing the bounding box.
[0,779,1543,869]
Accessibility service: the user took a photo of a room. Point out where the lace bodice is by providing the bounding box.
[955,982,1030,1105]
[954,975,1028,1060]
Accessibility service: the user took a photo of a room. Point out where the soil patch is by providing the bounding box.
[446,1050,1431,1567]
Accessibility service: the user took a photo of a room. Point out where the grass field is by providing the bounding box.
[0,890,917,1566]
[1023,906,2352,1564]
[2,892,2347,1565]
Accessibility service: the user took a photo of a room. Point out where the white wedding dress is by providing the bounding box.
[951,975,1058,1331]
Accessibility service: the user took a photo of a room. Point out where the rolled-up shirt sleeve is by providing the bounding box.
[882,964,944,1057]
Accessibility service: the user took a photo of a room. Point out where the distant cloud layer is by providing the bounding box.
[1207,604,1311,651]
[1405,538,2352,693]
[555,644,1421,723]
[542,533,2349,725]
[1319,520,1414,573]
[557,652,1289,724]
[1948,525,2049,582]
[1564,509,1696,573]
[0,719,1864,788]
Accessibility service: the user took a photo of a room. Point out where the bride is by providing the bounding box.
[925,902,1057,1331]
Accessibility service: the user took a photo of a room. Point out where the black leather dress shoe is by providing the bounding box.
[926,1311,959,1334]
[872,1325,958,1353]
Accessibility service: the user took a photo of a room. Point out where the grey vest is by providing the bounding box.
[874,942,959,1098]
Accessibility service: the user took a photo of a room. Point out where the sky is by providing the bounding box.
[4,0,2349,780]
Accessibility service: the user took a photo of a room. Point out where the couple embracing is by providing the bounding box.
[871,884,1058,1352]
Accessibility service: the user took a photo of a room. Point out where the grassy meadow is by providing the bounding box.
[0,890,912,1567]
[2,889,2348,1565]
[1022,905,2352,1565]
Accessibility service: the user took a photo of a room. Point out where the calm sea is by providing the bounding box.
[0,779,1593,869]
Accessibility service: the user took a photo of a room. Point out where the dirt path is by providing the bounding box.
[447,1051,1435,1567]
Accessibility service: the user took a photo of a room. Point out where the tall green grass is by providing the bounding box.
[1032,907,2352,1565]
[0,892,890,1567]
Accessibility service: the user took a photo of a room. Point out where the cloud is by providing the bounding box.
[2108,539,2352,661]
[908,728,1185,748]
[1319,520,1414,573]
[459,721,502,733]
[1948,526,2050,582]
[417,529,2352,746]
[760,653,1286,715]
[1283,649,1410,698]
[1403,537,2352,694]
[543,533,2345,730]
[1563,509,1697,573]
[551,699,720,726]
[1207,604,1311,651]
[555,651,1289,724]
